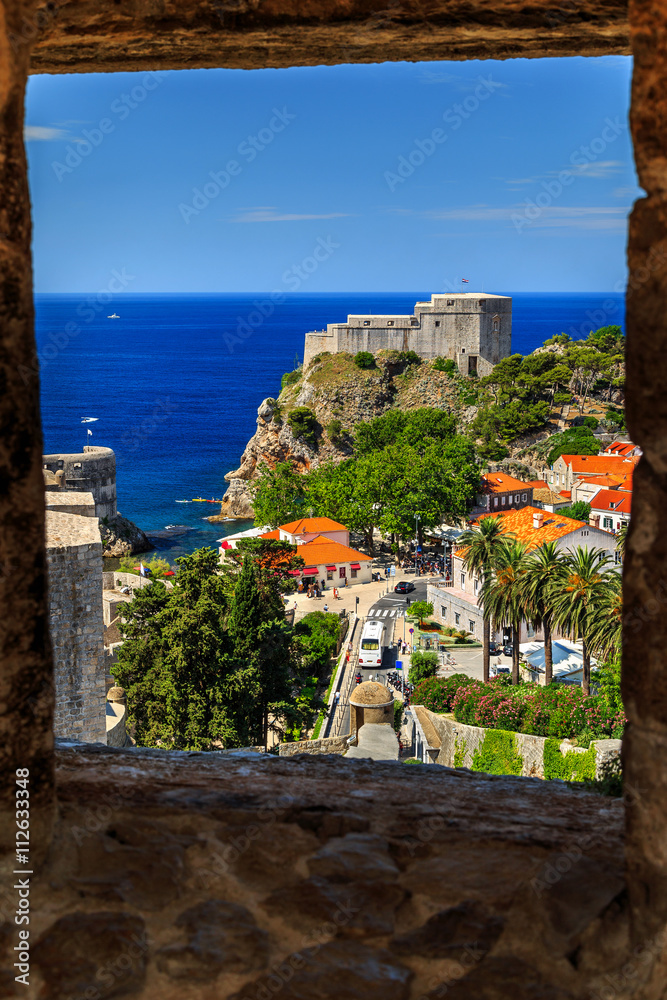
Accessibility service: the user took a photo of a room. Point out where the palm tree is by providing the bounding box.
[586,570,622,662]
[481,538,530,685]
[615,522,628,562]
[551,546,613,695]
[458,516,507,682]
[520,542,566,685]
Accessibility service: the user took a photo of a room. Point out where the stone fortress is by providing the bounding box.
[302,292,512,374]
[43,444,117,519]
[42,445,148,746]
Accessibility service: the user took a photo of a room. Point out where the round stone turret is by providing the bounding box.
[349,681,395,733]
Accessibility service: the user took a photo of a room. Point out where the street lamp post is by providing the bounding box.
[414,513,421,577]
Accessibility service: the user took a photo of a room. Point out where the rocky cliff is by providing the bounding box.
[100,513,152,558]
[214,352,466,520]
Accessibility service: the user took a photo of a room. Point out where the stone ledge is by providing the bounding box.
[1,741,628,999]
[30,0,630,73]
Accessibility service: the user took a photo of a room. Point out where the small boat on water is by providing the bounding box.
[108,313,120,319]
[81,417,99,423]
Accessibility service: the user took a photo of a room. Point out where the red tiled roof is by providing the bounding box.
[259,529,280,540]
[590,490,632,515]
[477,506,586,551]
[603,441,638,457]
[575,472,633,491]
[559,454,639,475]
[559,490,571,499]
[481,472,531,494]
[280,516,348,534]
[525,480,548,490]
[297,535,371,564]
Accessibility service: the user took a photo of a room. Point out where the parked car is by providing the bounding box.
[489,641,502,656]
[503,643,514,658]
[394,581,416,594]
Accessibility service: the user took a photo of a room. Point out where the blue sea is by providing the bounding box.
[35,291,625,559]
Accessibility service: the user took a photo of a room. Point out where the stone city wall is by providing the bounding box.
[420,709,621,781]
[46,511,106,744]
[279,734,350,756]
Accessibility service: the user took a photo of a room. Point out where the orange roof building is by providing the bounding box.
[602,441,641,458]
[474,506,595,551]
[547,452,639,493]
[296,535,372,584]
[278,517,352,548]
[475,473,534,515]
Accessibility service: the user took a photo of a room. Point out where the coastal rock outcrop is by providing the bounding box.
[100,514,152,558]
[215,353,462,519]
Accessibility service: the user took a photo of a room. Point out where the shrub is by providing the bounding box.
[327,418,344,444]
[288,407,320,448]
[449,678,623,743]
[553,392,572,404]
[408,650,439,685]
[558,501,591,522]
[354,351,376,369]
[398,350,421,366]
[281,369,302,391]
[433,357,457,375]
[412,674,472,713]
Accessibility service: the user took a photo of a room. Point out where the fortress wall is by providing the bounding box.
[303,330,336,368]
[43,446,117,519]
[46,512,106,744]
[334,326,414,355]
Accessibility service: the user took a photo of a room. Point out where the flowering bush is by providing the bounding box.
[412,673,472,713]
[417,674,627,743]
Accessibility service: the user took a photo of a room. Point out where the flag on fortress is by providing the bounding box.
[461,278,469,283]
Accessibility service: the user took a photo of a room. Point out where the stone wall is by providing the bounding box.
[304,294,512,375]
[29,0,630,73]
[46,511,106,744]
[45,489,96,517]
[5,741,629,1000]
[279,734,350,756]
[419,708,621,780]
[43,445,117,519]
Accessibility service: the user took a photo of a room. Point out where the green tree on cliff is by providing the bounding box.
[252,461,306,527]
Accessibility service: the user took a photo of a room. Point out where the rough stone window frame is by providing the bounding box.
[2,0,665,964]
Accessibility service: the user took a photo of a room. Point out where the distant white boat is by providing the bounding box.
[108,313,120,319]
[81,417,99,423]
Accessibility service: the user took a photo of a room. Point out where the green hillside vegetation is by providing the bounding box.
[253,406,480,551]
[470,325,625,459]
[273,325,625,479]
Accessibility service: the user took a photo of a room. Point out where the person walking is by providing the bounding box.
[323,603,329,612]
[321,578,326,592]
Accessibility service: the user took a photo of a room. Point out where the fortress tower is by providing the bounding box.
[302,292,512,375]
[43,445,117,520]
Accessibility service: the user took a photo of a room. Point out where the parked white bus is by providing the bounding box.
[359,619,387,667]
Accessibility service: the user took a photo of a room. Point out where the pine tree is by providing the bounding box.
[226,555,293,746]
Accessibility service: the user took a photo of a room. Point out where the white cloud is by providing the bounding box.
[23,125,69,142]
[504,161,626,186]
[613,185,644,199]
[231,208,351,223]
[425,205,630,231]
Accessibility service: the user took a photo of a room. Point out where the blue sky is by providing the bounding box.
[26,56,638,293]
